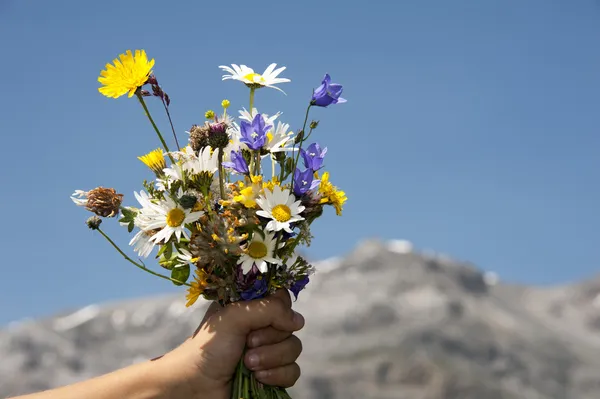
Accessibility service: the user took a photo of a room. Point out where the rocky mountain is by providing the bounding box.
[2,239,600,398]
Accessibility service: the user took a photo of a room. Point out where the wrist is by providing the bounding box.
[149,348,225,399]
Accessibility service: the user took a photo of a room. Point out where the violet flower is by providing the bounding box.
[293,168,320,197]
[311,74,346,107]
[223,150,249,174]
[300,142,327,171]
[241,278,268,301]
[240,113,271,150]
[290,276,310,300]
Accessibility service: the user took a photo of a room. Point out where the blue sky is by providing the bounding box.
[0,0,599,325]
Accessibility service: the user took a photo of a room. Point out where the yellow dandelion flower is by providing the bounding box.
[186,270,208,307]
[221,99,230,109]
[263,177,281,192]
[234,176,263,208]
[138,148,166,174]
[234,186,258,208]
[98,50,155,99]
[318,172,347,216]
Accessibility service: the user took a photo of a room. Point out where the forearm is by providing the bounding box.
[10,359,187,399]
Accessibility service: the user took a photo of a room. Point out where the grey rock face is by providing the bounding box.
[1,239,599,398]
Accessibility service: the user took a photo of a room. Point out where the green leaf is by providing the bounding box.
[171,265,190,286]
[156,242,173,259]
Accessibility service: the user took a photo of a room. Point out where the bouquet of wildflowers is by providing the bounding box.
[71,49,346,398]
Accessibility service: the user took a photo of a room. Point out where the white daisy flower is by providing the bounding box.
[265,121,295,153]
[238,230,281,274]
[174,247,198,266]
[161,162,186,188]
[129,229,156,258]
[239,108,281,125]
[219,63,291,93]
[134,193,203,244]
[188,147,219,175]
[132,191,159,227]
[256,186,305,233]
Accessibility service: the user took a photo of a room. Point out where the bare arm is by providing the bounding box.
[10,290,304,399]
[12,360,185,399]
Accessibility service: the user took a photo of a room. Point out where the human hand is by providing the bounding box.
[156,289,305,399]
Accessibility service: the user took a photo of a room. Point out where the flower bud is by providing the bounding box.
[179,194,198,209]
[294,130,305,144]
[147,75,158,85]
[86,216,102,230]
[208,122,229,149]
[309,120,319,129]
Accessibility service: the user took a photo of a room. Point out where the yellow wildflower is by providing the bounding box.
[318,172,347,216]
[234,176,263,208]
[186,270,208,307]
[263,177,281,192]
[138,148,166,175]
[98,50,155,98]
[205,110,215,119]
[221,99,230,109]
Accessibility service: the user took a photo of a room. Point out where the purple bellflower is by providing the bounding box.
[311,74,346,107]
[222,150,249,174]
[290,276,310,300]
[241,277,268,301]
[293,168,320,197]
[300,142,327,171]
[240,113,271,150]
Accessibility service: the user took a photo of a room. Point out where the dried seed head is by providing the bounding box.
[189,124,210,152]
[86,187,124,217]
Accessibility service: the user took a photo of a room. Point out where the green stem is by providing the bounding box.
[97,228,191,287]
[217,149,226,200]
[290,104,312,189]
[159,96,180,150]
[254,151,261,176]
[249,87,256,113]
[136,92,175,163]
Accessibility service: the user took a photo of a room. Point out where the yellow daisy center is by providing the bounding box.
[248,241,268,259]
[272,204,292,222]
[166,208,186,227]
[243,72,265,83]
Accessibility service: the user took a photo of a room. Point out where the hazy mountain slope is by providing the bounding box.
[1,239,599,399]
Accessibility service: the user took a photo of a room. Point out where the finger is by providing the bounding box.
[247,327,292,348]
[245,335,302,371]
[254,363,301,388]
[192,301,223,337]
[270,288,292,309]
[222,296,304,335]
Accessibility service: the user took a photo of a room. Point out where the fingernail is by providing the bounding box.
[250,335,261,348]
[247,354,260,369]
